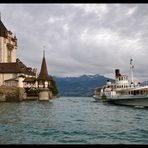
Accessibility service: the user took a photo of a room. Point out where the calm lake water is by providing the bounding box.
[0,96,148,144]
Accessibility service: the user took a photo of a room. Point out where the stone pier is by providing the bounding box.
[0,85,27,102]
[38,88,53,101]
[38,88,49,101]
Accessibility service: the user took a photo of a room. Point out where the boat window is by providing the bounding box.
[140,91,143,95]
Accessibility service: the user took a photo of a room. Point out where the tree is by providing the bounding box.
[50,78,59,96]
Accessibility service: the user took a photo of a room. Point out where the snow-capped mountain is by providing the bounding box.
[53,74,114,97]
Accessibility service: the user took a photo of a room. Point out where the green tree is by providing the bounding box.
[50,78,59,96]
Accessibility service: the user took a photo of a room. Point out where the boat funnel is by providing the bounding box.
[115,69,121,77]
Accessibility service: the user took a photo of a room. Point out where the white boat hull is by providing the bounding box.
[107,96,148,107]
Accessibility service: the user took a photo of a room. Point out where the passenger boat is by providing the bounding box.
[93,59,148,107]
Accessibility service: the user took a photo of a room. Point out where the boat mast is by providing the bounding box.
[130,58,134,83]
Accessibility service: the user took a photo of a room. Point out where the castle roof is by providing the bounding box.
[0,58,35,76]
[0,19,8,38]
[23,77,36,82]
[37,52,51,81]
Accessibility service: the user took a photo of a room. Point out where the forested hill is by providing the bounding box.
[53,74,114,97]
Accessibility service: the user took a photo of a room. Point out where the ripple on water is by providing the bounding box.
[0,97,148,144]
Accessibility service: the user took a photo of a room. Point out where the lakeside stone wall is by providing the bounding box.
[0,85,27,102]
[0,85,57,102]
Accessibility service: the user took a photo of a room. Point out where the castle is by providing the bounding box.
[0,18,37,88]
[0,17,58,100]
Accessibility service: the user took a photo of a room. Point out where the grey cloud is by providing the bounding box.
[1,4,148,81]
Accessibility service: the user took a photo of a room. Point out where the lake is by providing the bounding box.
[0,96,148,144]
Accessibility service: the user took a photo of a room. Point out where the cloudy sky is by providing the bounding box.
[0,4,148,81]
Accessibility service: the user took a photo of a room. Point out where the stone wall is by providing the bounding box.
[0,85,56,102]
[0,85,27,102]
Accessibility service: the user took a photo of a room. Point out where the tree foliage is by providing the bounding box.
[50,78,59,96]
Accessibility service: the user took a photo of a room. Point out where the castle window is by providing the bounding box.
[7,43,14,50]
[6,43,14,62]
[7,49,12,62]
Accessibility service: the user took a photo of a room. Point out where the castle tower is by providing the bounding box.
[0,19,17,63]
[37,51,52,100]
[0,17,36,88]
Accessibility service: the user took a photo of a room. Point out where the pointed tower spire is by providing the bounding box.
[37,48,52,100]
[43,45,45,58]
[43,50,45,58]
[37,48,50,83]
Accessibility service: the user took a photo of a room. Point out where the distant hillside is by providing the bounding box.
[53,74,114,97]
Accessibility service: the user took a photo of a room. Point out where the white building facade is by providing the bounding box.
[0,19,37,88]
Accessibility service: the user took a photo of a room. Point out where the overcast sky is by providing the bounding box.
[1,4,148,81]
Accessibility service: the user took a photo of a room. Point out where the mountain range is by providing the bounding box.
[53,74,115,97]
